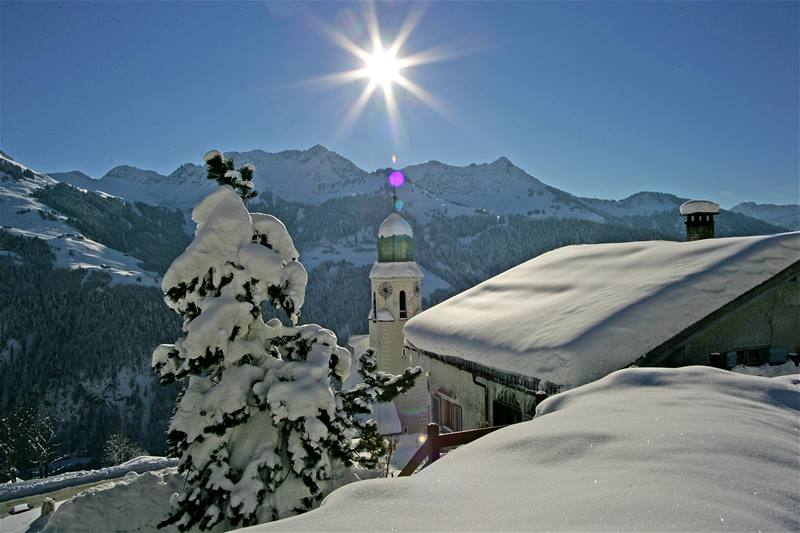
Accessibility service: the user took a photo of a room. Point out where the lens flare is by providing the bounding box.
[394,199,405,211]
[388,171,405,187]
[391,153,397,164]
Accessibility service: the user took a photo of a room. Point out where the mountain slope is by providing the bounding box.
[579,191,684,217]
[54,165,215,208]
[731,201,800,230]
[402,157,610,221]
[1,154,161,285]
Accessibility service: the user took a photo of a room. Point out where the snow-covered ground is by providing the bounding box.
[35,468,187,533]
[732,360,800,377]
[0,456,177,503]
[0,468,187,533]
[238,366,800,532]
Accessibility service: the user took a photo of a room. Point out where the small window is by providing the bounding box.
[736,346,769,365]
[432,392,462,432]
[399,290,407,319]
[431,395,441,425]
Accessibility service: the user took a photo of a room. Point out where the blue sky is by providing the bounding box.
[1,1,797,206]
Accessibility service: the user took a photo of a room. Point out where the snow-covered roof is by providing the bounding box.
[369,261,424,280]
[377,212,413,238]
[404,232,800,388]
[241,367,800,532]
[680,199,720,215]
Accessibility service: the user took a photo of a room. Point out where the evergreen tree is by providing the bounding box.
[153,151,420,530]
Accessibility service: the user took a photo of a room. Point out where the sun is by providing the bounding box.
[306,3,457,140]
[364,45,401,88]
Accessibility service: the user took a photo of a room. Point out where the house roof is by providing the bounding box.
[404,232,800,388]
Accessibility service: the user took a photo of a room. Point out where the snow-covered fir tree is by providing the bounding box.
[152,151,421,531]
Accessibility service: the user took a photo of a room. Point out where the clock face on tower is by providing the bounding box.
[378,282,393,299]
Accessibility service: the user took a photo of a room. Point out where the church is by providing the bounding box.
[345,198,428,435]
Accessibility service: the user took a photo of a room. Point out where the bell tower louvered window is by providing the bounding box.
[399,290,408,319]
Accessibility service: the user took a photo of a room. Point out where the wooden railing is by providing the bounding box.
[398,423,508,476]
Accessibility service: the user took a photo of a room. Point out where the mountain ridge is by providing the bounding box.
[47,145,795,231]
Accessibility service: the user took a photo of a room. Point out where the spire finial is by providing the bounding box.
[388,170,405,212]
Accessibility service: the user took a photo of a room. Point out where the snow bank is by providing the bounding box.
[405,232,800,388]
[0,456,177,503]
[732,360,800,378]
[237,366,800,532]
[37,468,196,533]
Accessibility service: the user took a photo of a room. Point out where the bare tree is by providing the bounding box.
[380,436,399,478]
[23,406,60,478]
[0,410,21,482]
[102,433,147,466]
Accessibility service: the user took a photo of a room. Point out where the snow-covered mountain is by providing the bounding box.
[579,191,684,217]
[731,201,800,230]
[0,153,161,286]
[402,157,609,221]
[53,145,377,209]
[53,165,216,208]
[51,146,611,221]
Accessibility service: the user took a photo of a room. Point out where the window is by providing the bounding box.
[493,389,521,425]
[372,293,376,321]
[399,290,407,319]
[431,391,462,432]
[735,346,769,365]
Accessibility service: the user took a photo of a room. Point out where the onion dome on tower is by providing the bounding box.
[377,211,414,262]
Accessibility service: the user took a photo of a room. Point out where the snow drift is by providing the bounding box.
[36,468,188,533]
[0,456,177,503]
[238,366,800,532]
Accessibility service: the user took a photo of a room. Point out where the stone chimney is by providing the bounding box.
[679,200,720,241]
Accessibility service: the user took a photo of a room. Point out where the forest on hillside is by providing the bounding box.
[0,182,789,479]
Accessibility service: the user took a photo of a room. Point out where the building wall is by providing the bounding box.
[408,346,542,433]
[646,274,800,367]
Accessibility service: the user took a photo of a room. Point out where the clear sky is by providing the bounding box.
[2,1,798,206]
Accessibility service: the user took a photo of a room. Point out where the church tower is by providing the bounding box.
[368,208,423,376]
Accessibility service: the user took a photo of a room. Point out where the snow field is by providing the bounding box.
[237,366,800,532]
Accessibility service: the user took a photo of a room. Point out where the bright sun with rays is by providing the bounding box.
[364,45,401,88]
[309,3,456,140]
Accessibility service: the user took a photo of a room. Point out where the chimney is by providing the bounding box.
[679,200,720,241]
